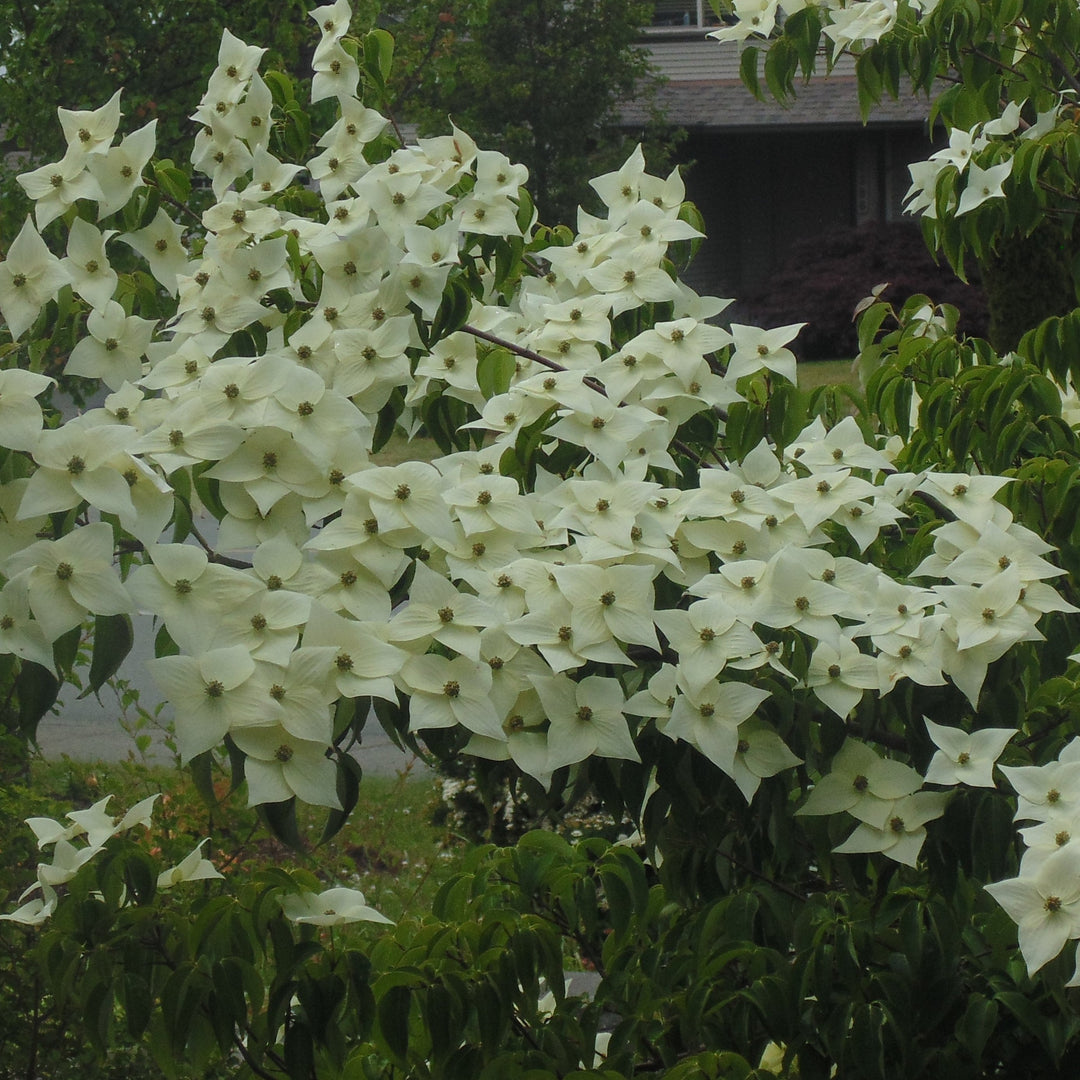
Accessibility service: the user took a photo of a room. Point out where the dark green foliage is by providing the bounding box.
[981,221,1080,352]
[386,0,678,226]
[0,1,312,164]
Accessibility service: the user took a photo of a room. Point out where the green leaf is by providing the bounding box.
[320,752,362,844]
[124,847,157,906]
[785,6,823,77]
[52,623,82,674]
[188,750,217,808]
[856,51,883,122]
[763,36,796,102]
[377,983,412,1065]
[956,993,999,1062]
[427,276,472,345]
[856,301,890,354]
[477,348,516,398]
[153,161,191,203]
[81,613,134,699]
[368,28,395,83]
[16,661,61,740]
[996,990,1058,1060]
[259,798,304,849]
[119,972,153,1040]
[263,69,296,109]
[284,1021,315,1080]
[739,46,762,101]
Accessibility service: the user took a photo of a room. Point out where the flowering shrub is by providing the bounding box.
[1,0,1079,1074]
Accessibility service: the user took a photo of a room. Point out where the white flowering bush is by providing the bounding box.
[0,1,1079,1075]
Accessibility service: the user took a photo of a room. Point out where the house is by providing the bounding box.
[627,7,938,301]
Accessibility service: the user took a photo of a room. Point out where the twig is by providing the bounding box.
[716,847,807,902]
[461,323,606,393]
[231,1035,282,1080]
[910,488,956,522]
[146,179,204,227]
[188,519,252,569]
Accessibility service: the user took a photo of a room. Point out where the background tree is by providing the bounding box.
[0,1,676,232]
[0,0,311,163]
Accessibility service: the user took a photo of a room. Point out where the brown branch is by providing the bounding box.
[390,21,450,117]
[716,847,806,902]
[146,178,203,227]
[462,322,605,390]
[910,488,956,522]
[230,1035,282,1080]
[844,720,909,753]
[188,520,252,569]
[1021,23,1080,96]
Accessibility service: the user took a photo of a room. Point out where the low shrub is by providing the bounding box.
[743,220,991,359]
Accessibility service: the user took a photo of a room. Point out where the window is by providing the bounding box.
[649,1,722,29]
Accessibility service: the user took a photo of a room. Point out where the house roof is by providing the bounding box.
[624,35,933,132]
[623,76,934,132]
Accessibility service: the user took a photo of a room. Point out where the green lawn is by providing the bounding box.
[796,357,859,390]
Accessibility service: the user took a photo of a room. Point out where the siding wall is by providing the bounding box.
[644,36,858,83]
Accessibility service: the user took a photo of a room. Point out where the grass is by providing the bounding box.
[796,357,859,390]
[370,431,441,466]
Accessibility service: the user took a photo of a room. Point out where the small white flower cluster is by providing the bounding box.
[0,10,1075,810]
[901,99,1066,220]
[987,740,1080,979]
[708,1,942,51]
[0,790,391,930]
[796,719,1015,867]
[0,792,223,927]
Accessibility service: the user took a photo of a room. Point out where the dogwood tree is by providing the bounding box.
[0,2,1078,1075]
